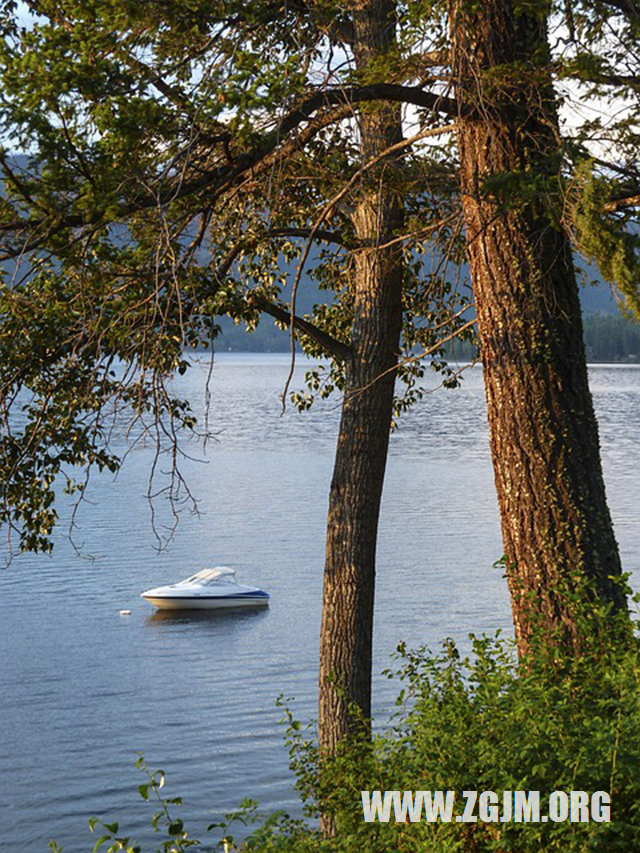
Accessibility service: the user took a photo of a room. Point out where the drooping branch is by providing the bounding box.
[247,294,352,362]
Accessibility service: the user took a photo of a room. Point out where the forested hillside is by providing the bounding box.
[216,280,640,363]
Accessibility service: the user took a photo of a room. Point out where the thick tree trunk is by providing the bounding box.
[318,0,403,756]
[450,0,626,655]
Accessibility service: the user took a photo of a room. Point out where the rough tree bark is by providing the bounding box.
[318,0,404,756]
[449,0,627,655]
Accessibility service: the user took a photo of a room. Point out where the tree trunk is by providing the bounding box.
[449,0,626,655]
[318,0,403,757]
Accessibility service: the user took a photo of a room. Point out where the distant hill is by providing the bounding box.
[576,261,618,315]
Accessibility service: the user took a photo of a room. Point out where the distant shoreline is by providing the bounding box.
[211,311,640,364]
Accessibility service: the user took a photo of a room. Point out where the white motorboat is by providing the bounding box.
[141,567,269,610]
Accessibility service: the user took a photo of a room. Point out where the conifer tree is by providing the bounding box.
[448,0,639,652]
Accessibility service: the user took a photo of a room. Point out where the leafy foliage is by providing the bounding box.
[0,0,637,554]
[0,0,472,554]
[566,162,640,318]
[553,0,640,318]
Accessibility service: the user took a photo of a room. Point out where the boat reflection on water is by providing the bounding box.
[146,606,270,626]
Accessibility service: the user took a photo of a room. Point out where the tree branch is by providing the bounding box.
[275,84,459,140]
[264,227,347,246]
[211,226,347,282]
[603,193,640,212]
[574,70,640,90]
[248,295,352,362]
[0,83,458,258]
[597,0,640,16]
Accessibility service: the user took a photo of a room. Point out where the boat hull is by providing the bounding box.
[141,592,269,610]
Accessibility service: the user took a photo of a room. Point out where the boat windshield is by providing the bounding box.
[180,567,236,586]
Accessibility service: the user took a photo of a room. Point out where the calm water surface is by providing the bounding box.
[2,356,639,851]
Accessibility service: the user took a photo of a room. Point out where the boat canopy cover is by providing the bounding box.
[179,567,236,586]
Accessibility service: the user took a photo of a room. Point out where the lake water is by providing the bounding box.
[2,356,639,851]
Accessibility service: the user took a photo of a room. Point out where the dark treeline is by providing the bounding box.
[583,313,640,363]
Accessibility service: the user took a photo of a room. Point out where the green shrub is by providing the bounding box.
[282,631,640,852]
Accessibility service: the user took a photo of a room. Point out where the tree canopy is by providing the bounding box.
[0,0,472,556]
[0,0,637,553]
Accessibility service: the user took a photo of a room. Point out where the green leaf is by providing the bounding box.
[168,819,184,835]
